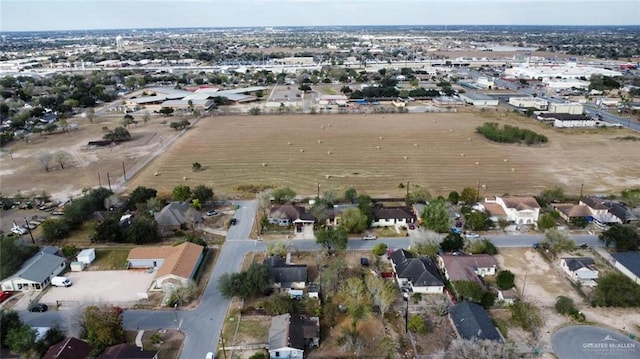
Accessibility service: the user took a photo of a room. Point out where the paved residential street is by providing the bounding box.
[20,199,602,358]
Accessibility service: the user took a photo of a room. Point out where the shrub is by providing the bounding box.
[408,314,429,334]
[476,122,548,145]
[496,270,515,290]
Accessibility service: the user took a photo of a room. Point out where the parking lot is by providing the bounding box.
[39,270,155,307]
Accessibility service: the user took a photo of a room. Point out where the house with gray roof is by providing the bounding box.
[560,257,598,286]
[268,313,319,359]
[448,301,502,342]
[1,249,66,292]
[154,202,201,237]
[611,251,640,284]
[389,249,444,294]
[268,204,315,234]
[263,256,307,291]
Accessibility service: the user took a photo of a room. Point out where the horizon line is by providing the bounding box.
[2,24,640,33]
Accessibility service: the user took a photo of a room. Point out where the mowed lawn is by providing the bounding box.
[129,111,640,197]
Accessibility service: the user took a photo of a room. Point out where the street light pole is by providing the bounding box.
[173,303,179,331]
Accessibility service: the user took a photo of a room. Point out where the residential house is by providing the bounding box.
[154,202,201,237]
[483,196,540,225]
[127,242,204,291]
[611,251,640,284]
[1,247,66,292]
[448,301,503,342]
[560,257,599,286]
[580,196,620,228]
[551,203,593,223]
[603,202,639,225]
[438,253,498,290]
[268,313,320,359]
[98,344,158,359]
[325,204,358,227]
[268,204,315,233]
[497,289,518,305]
[389,249,444,294]
[42,337,91,359]
[371,206,416,228]
[263,255,307,292]
[476,200,508,223]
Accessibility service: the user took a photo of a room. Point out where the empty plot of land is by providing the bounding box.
[40,270,155,306]
[129,112,640,197]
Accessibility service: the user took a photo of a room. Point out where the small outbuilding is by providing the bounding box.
[77,248,96,266]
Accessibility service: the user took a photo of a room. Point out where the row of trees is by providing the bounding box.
[0,309,64,357]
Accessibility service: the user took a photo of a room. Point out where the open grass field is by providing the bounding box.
[128,111,640,198]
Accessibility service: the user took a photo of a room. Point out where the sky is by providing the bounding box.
[1,0,638,32]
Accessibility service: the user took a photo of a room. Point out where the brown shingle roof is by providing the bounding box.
[42,337,91,359]
[501,196,540,210]
[481,202,507,217]
[440,253,498,286]
[552,203,593,218]
[127,242,204,280]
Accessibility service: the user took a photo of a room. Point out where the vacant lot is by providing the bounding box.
[129,111,640,198]
[3,111,639,201]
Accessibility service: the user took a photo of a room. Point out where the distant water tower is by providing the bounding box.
[116,35,124,51]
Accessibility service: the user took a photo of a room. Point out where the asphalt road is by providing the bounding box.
[20,200,602,358]
[552,325,639,359]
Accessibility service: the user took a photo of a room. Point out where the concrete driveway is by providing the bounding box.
[40,270,155,307]
[552,325,638,359]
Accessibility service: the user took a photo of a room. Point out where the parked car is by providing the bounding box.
[362,234,377,240]
[466,232,480,239]
[451,227,462,235]
[205,352,215,359]
[408,223,416,230]
[51,276,72,287]
[206,209,219,217]
[0,291,13,304]
[28,303,48,312]
[23,223,36,230]
[11,225,27,235]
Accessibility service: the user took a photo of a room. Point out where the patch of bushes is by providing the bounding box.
[476,122,548,145]
[555,296,585,321]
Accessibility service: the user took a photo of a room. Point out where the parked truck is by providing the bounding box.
[51,276,72,287]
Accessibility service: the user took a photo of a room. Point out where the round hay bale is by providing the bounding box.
[325,174,331,179]
[154,172,160,176]
[467,137,471,141]
[327,151,332,155]
[317,140,322,144]
[287,142,292,146]
[183,176,188,181]
[475,161,479,166]
[262,163,267,167]
[504,159,508,163]
[414,143,418,147]
[327,123,332,127]
[376,146,381,150]
[511,168,516,172]
[403,156,408,160]
[379,136,383,140]
[460,153,465,157]
[300,149,304,153]
[320,126,325,129]
[449,129,454,133]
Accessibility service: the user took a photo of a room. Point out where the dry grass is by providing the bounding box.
[128,111,640,198]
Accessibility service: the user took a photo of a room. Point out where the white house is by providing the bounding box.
[371,206,416,229]
[560,257,599,286]
[484,196,541,224]
[1,247,66,292]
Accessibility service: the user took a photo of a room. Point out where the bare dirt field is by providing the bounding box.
[496,248,640,354]
[3,111,639,202]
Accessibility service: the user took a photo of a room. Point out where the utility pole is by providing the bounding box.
[122,162,127,180]
[580,182,584,199]
[24,218,35,245]
[317,182,320,198]
[98,173,102,187]
[406,181,409,196]
[107,172,112,191]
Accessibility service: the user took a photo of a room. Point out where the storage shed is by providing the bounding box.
[76,248,96,266]
[70,262,85,272]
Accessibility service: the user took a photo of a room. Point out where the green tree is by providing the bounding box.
[0,310,21,349]
[343,188,358,203]
[465,211,492,231]
[193,185,214,203]
[357,194,374,226]
[372,243,388,256]
[159,107,174,116]
[537,212,559,230]
[459,187,478,204]
[172,184,192,201]
[555,296,576,315]
[599,224,640,251]
[620,188,640,207]
[83,305,126,357]
[408,314,429,334]
[340,208,368,234]
[405,188,431,206]
[40,217,70,242]
[0,236,33,279]
[267,241,288,257]
[103,126,131,141]
[421,198,450,233]
[128,186,157,209]
[218,263,273,299]
[315,226,348,254]
[92,216,124,243]
[592,272,640,307]
[441,233,464,252]
[448,191,460,204]
[412,237,441,257]
[126,216,159,244]
[542,229,575,259]
[272,187,296,204]
[192,162,202,171]
[453,281,485,303]
[508,301,543,331]
[121,114,134,127]
[6,323,37,355]
[496,270,515,290]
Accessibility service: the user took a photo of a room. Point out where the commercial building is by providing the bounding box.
[459,93,499,106]
[504,62,622,80]
[508,97,548,110]
[548,102,584,115]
